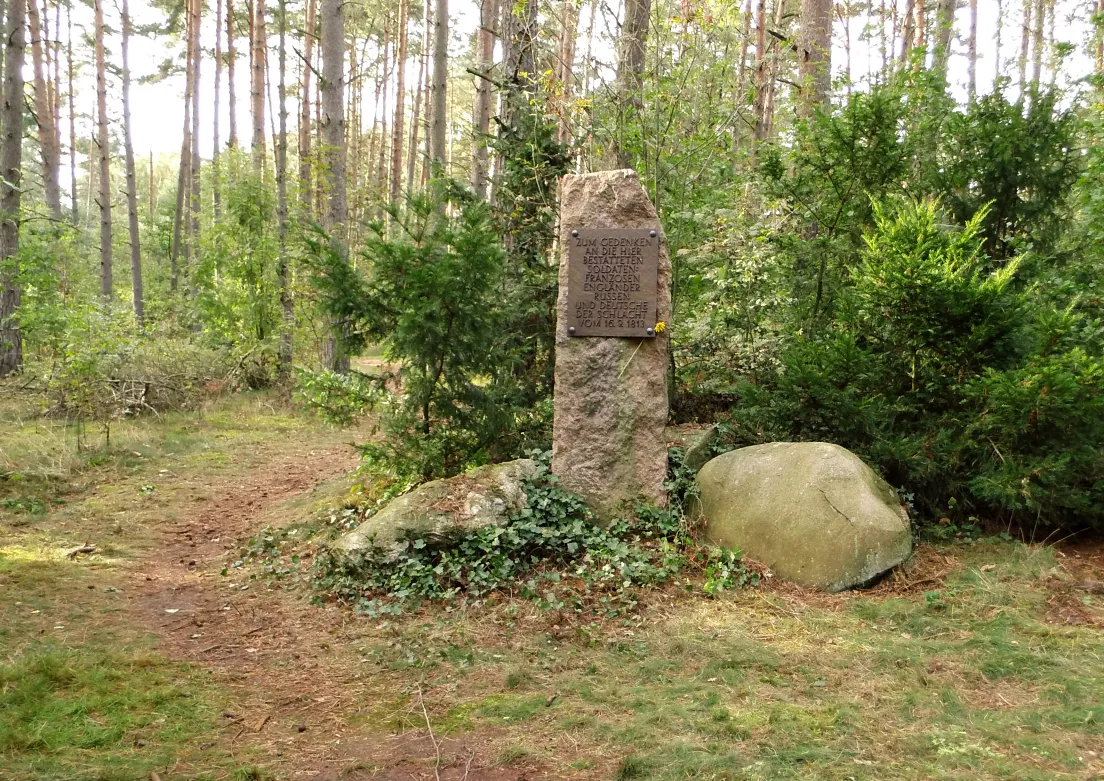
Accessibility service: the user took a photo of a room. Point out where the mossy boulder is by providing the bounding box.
[694,442,912,591]
[330,459,537,560]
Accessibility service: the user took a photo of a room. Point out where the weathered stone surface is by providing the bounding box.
[552,170,671,520]
[666,424,719,473]
[330,459,537,559]
[694,442,912,591]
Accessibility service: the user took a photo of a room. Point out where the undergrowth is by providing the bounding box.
[310,450,758,617]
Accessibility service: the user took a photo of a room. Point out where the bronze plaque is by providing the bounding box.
[565,227,659,338]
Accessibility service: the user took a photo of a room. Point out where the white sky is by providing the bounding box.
[54,0,1100,160]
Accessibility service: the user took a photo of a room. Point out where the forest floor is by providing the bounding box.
[2,390,1103,781]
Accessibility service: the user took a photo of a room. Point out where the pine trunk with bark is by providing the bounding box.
[428,0,447,170]
[617,0,651,93]
[798,0,832,117]
[389,0,408,204]
[298,0,315,213]
[94,0,111,299]
[67,0,76,220]
[752,0,769,142]
[471,0,496,194]
[227,0,238,147]
[122,0,143,323]
[967,0,977,98]
[276,0,292,371]
[0,0,25,376]
[931,0,956,79]
[407,12,427,194]
[555,0,576,144]
[170,2,195,291]
[213,0,223,216]
[251,0,267,174]
[27,0,62,219]
[320,0,348,371]
[1030,0,1044,88]
[189,0,202,253]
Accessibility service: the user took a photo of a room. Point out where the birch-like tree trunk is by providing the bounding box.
[122,0,143,323]
[298,0,316,213]
[798,0,832,117]
[251,0,267,174]
[389,0,408,204]
[94,0,111,299]
[27,0,62,219]
[0,0,25,376]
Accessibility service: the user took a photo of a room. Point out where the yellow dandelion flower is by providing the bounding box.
[654,321,667,333]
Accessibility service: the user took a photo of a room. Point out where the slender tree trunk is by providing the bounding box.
[189,0,202,250]
[1097,0,1104,88]
[555,0,577,144]
[67,0,76,220]
[752,0,769,142]
[737,0,752,94]
[0,0,25,376]
[798,0,832,117]
[148,149,154,219]
[932,0,955,78]
[171,2,195,292]
[471,0,495,194]
[428,0,447,170]
[407,11,426,194]
[276,0,292,372]
[1018,0,1031,89]
[320,0,348,371]
[122,0,143,324]
[1030,0,1043,88]
[227,0,238,147]
[375,15,390,211]
[251,0,267,174]
[94,0,111,300]
[967,0,977,98]
[617,0,651,93]
[52,0,60,147]
[298,0,316,213]
[389,0,408,204]
[213,0,223,216]
[27,0,62,219]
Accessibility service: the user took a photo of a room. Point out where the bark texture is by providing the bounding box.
[122,0,143,323]
[94,0,111,299]
[0,0,25,376]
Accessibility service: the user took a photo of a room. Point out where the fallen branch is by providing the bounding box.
[417,684,443,781]
[1073,580,1104,595]
[65,543,97,559]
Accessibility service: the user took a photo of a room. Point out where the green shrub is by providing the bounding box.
[294,367,379,427]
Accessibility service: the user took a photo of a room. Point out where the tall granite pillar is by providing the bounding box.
[551,169,671,519]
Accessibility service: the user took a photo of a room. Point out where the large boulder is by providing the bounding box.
[694,443,912,591]
[330,459,537,560]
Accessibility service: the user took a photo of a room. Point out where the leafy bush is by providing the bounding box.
[725,199,1104,530]
[312,450,756,616]
[294,367,379,427]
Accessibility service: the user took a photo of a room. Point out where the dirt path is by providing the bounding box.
[126,441,534,780]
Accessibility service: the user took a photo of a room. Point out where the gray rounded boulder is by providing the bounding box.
[330,459,537,561]
[694,442,912,591]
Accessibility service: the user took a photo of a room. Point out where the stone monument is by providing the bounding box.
[551,169,671,519]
